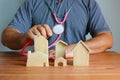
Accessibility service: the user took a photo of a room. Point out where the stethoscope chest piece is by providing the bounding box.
[53,24,64,34]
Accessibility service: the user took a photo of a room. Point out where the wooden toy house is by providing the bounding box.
[72,41,90,66]
[26,36,49,67]
[55,40,68,58]
[54,40,67,66]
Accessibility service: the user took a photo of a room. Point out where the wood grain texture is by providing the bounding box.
[0,51,120,80]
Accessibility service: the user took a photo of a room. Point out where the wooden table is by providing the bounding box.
[0,51,120,80]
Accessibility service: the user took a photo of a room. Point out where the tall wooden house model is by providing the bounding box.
[26,36,49,67]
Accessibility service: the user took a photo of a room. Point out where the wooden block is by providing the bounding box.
[72,41,90,66]
[55,40,68,58]
[34,36,48,54]
[54,57,67,67]
[26,51,49,67]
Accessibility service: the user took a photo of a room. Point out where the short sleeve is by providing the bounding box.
[87,0,111,37]
[8,0,33,33]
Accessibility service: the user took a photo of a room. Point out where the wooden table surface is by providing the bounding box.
[0,51,120,80]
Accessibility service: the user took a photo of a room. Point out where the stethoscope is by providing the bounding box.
[22,0,75,56]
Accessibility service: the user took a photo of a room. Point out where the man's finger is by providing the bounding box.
[32,26,41,36]
[42,24,53,37]
[37,25,47,38]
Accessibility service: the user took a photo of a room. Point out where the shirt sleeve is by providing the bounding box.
[8,0,33,33]
[87,0,111,37]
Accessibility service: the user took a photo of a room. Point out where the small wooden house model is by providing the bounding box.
[72,41,90,66]
[54,40,67,66]
[55,40,68,58]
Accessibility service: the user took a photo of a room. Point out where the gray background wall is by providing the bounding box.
[0,0,120,52]
[96,0,120,52]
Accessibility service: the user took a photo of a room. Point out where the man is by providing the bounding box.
[1,0,113,57]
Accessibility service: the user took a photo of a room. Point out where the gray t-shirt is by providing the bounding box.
[8,0,110,45]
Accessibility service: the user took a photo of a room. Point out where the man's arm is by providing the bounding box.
[1,24,53,50]
[66,32,113,56]
[85,32,113,54]
[1,27,29,50]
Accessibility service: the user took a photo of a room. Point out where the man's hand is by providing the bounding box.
[27,24,53,40]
